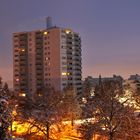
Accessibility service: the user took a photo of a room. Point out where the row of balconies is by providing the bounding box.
[35,37,43,40]
[62,77,81,81]
[66,50,81,55]
[18,39,27,42]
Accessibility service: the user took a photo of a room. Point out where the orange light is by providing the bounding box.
[21,48,25,52]
[19,92,26,97]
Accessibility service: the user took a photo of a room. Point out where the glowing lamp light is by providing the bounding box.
[44,31,48,35]
[19,92,26,97]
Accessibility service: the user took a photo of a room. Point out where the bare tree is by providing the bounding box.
[123,82,140,109]
[61,86,82,126]
[79,80,139,140]
[15,89,64,140]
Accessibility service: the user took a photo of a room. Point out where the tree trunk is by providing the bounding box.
[71,114,74,127]
[46,122,50,140]
[109,132,114,140]
[0,126,6,140]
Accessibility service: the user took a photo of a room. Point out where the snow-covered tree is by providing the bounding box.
[61,86,82,126]
[0,77,12,140]
[16,90,64,140]
[79,80,139,140]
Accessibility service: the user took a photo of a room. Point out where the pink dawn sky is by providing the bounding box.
[0,0,140,88]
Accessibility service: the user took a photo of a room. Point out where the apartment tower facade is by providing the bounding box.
[13,17,82,96]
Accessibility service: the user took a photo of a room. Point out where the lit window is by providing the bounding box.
[62,72,67,76]
[21,48,25,52]
[45,57,50,61]
[66,30,71,34]
[15,78,19,82]
[62,72,70,76]
[44,32,48,35]
[38,93,42,97]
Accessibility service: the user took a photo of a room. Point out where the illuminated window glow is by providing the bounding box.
[21,49,25,52]
[45,57,48,60]
[62,72,70,76]
[15,78,19,82]
[65,30,71,34]
[62,72,67,76]
[44,31,48,35]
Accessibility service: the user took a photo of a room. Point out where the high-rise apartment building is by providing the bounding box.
[13,17,82,96]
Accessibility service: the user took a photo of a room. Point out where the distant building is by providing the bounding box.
[125,74,140,90]
[83,75,123,97]
[13,17,82,96]
[84,75,123,88]
[128,74,140,81]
